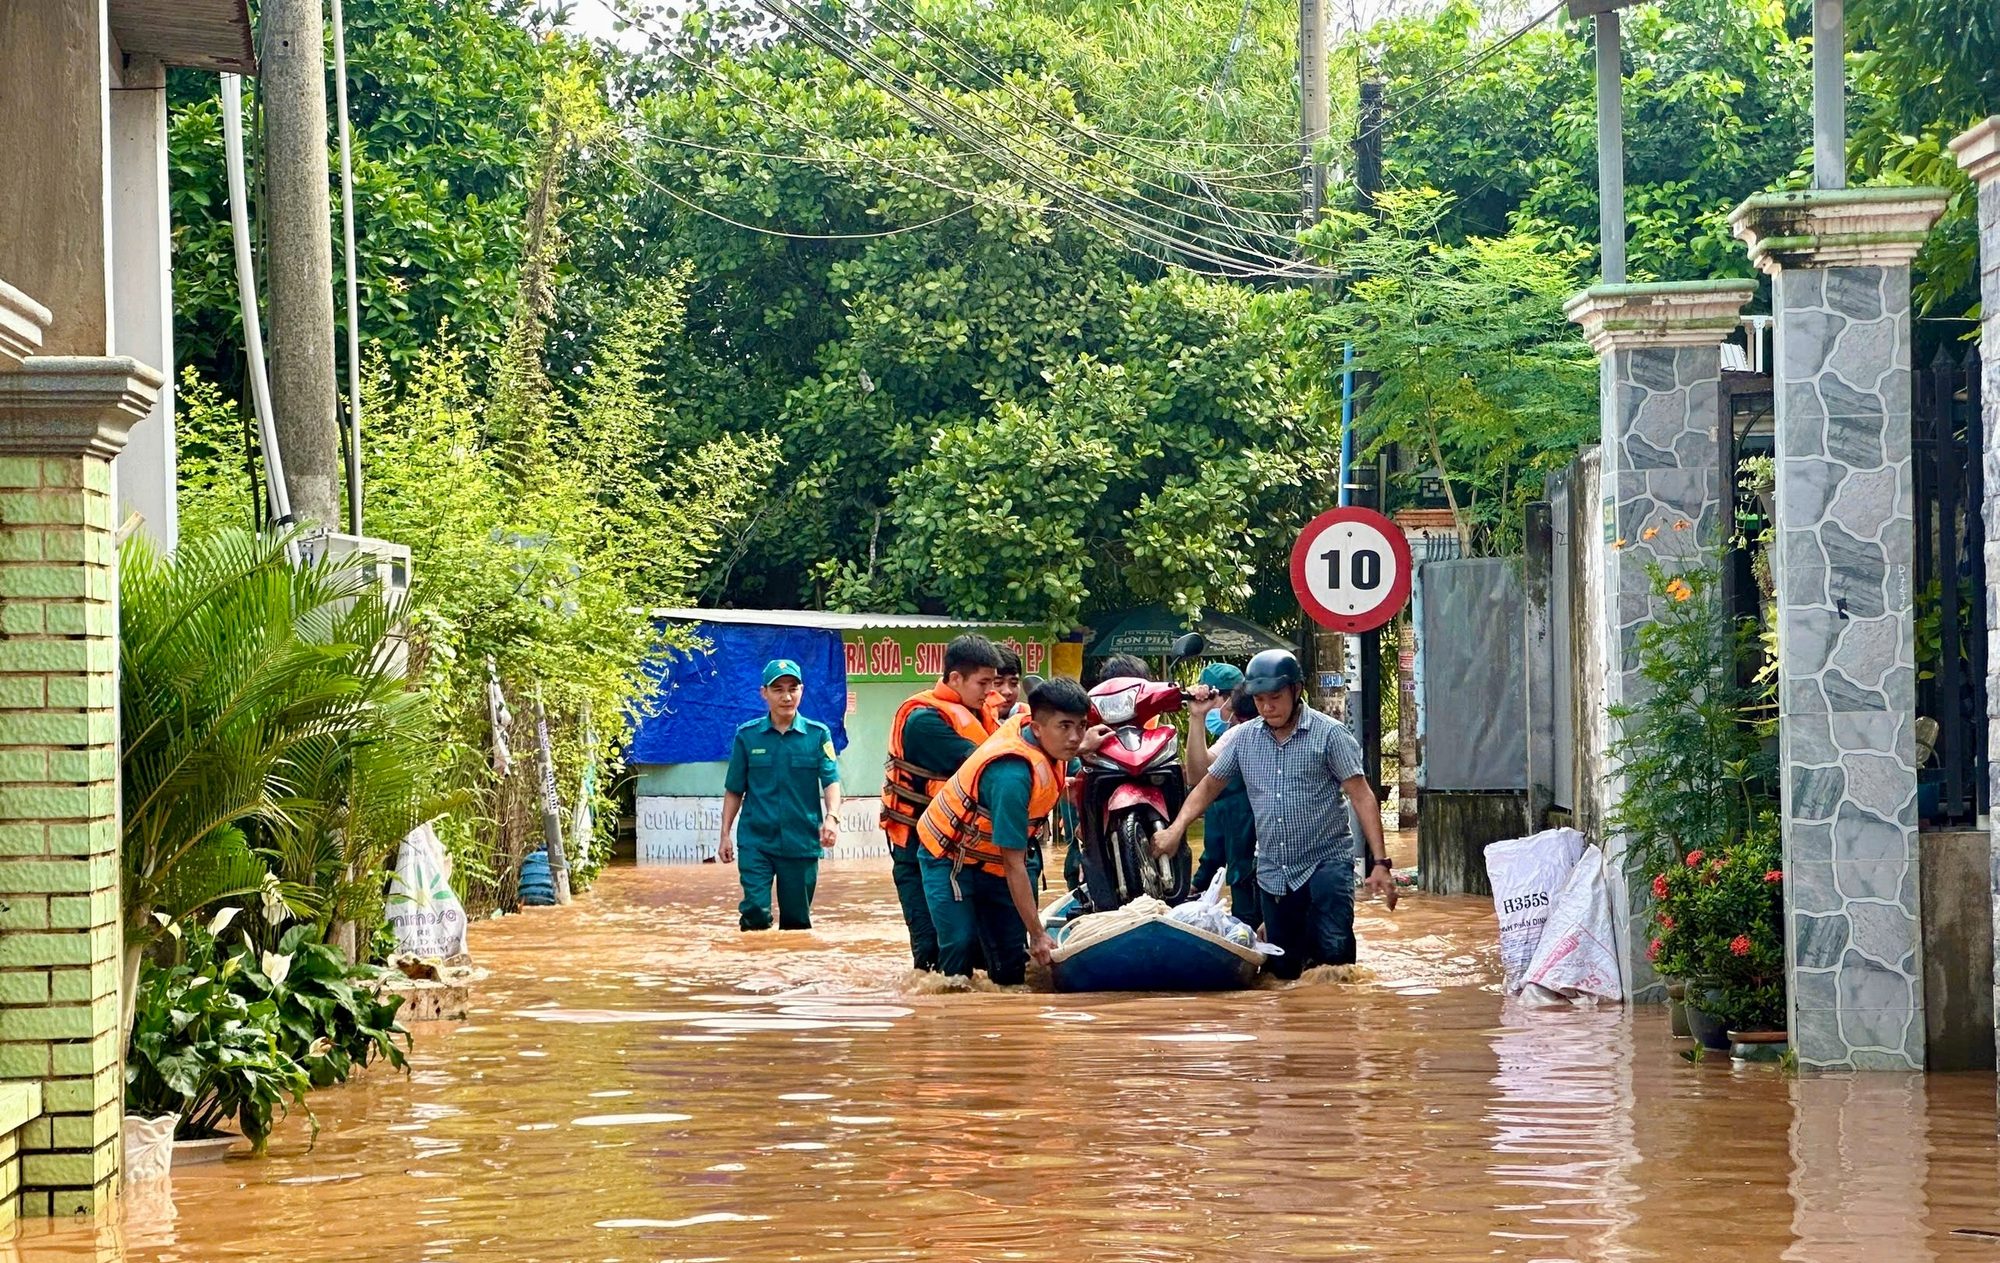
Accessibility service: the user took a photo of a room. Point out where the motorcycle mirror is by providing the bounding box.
[1169,632,1207,664]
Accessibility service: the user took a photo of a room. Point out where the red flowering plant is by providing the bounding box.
[1648,815,1785,1031]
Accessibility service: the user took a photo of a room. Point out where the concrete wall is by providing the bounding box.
[1568,447,1607,841]
[1919,830,1995,1071]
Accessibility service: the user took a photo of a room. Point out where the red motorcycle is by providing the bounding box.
[1073,633,1206,913]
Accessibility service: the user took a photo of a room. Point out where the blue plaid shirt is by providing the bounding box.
[1208,704,1366,895]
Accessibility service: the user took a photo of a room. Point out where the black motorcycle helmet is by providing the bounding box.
[1242,649,1304,697]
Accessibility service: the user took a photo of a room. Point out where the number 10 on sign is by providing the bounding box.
[1289,507,1413,633]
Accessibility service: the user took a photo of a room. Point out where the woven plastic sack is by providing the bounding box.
[1519,845,1622,1004]
[386,821,469,959]
[1483,827,1586,992]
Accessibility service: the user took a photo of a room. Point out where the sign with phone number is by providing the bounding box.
[841,628,1056,683]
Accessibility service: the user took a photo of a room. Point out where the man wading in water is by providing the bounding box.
[915,678,1112,984]
[1151,649,1393,979]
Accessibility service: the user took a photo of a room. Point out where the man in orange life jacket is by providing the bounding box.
[984,646,1027,727]
[917,677,1113,984]
[880,634,1004,972]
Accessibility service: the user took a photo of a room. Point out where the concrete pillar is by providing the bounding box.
[109,54,176,549]
[0,281,161,1215]
[1524,500,1556,831]
[1948,117,2000,1069]
[1731,187,1949,1070]
[1565,280,1758,1001]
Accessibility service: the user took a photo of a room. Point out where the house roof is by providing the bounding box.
[651,608,1049,632]
[110,0,257,74]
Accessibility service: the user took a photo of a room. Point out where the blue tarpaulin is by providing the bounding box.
[628,622,849,765]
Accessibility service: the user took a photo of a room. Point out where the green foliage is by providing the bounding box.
[1650,822,1786,1032]
[125,909,314,1150]
[119,528,429,1004]
[235,922,410,1089]
[1606,558,1777,876]
[1850,0,2000,311]
[1306,191,1597,555]
[167,0,617,393]
[1359,0,1812,280]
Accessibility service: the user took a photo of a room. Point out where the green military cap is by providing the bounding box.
[762,658,804,686]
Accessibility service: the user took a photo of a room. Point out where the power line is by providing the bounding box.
[619,155,977,239]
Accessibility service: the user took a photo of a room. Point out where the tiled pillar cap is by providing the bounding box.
[1951,117,2000,187]
[0,356,164,459]
[0,277,52,367]
[1563,280,1758,356]
[1730,187,1949,274]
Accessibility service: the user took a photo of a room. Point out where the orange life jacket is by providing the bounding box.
[916,715,1065,878]
[880,685,991,847]
[983,693,1026,727]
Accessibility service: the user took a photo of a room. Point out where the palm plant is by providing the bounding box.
[119,529,435,1034]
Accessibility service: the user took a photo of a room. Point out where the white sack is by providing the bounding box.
[386,821,469,960]
[1483,827,1587,992]
[1519,845,1623,1004]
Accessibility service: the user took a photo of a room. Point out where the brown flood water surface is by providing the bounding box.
[11,857,2000,1262]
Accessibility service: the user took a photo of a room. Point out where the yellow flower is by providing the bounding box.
[1641,526,1660,542]
[1666,578,1693,602]
[1612,538,1627,551]
[1672,519,1692,532]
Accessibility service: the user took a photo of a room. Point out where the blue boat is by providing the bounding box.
[1048,911,1266,993]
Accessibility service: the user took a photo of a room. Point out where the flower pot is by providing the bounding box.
[172,1134,243,1166]
[123,1113,179,1185]
[1665,980,1692,1039]
[1685,986,1734,1052]
[1728,1029,1790,1063]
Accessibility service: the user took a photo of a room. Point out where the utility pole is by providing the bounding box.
[1812,0,1845,189]
[1298,0,1330,219]
[262,0,343,529]
[1568,1,1646,282]
[1354,84,1386,803]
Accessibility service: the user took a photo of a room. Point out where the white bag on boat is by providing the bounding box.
[1167,873,1282,955]
[1483,827,1586,992]
[386,821,469,960]
[1519,845,1622,1004]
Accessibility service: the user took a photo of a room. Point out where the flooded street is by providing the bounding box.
[11,856,2000,1262]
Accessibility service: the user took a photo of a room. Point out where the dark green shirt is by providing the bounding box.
[724,714,840,858]
[901,706,981,778]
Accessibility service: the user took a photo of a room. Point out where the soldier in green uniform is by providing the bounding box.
[1188,668,1260,925]
[720,659,842,932]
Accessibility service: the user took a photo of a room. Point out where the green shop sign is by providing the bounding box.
[841,627,1057,684]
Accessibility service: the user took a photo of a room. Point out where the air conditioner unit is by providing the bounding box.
[298,530,413,678]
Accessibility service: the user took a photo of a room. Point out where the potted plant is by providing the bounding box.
[1607,554,1778,1044]
[125,910,315,1159]
[1649,819,1786,1054]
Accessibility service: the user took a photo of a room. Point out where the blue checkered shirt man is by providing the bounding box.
[1209,704,1367,895]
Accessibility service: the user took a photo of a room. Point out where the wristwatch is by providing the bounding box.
[1369,856,1393,871]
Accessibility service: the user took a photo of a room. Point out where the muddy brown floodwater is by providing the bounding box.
[10,854,2000,1263]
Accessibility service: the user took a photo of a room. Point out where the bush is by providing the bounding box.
[125,909,410,1149]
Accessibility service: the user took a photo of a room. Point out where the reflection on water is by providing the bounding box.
[6,857,2000,1262]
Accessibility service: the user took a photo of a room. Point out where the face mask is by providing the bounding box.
[1205,710,1227,739]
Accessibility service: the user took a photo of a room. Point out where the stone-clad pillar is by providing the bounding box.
[1732,188,1948,1070]
[1950,118,2000,1069]
[1565,280,1757,1001]
[0,279,161,1214]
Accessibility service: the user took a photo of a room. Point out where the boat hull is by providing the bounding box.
[1050,915,1263,993]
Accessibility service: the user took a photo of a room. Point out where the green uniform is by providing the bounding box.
[891,707,984,971]
[919,741,1042,985]
[725,714,840,931]
[1192,772,1259,924]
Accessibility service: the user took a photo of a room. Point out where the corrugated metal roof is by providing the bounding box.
[110,0,256,74]
[650,608,1046,631]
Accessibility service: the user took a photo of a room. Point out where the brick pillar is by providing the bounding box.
[1564,280,1757,1001]
[0,278,160,1214]
[1732,188,1948,1070]
[1949,118,2000,1069]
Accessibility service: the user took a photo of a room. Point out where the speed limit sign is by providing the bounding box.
[1289,507,1413,633]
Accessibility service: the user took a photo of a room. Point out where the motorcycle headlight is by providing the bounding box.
[1093,683,1141,726]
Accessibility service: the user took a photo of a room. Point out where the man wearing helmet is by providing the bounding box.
[1150,648,1392,978]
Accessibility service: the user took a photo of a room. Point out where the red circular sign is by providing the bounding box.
[1289,507,1413,632]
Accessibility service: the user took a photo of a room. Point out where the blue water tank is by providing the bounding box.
[518,849,557,906]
